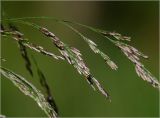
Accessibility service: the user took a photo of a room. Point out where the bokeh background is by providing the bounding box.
[1,1,159,117]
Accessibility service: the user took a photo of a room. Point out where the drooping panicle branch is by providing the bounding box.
[19,40,33,76]
[67,20,160,89]
[39,27,110,99]
[32,56,58,114]
[2,20,110,99]
[0,67,57,118]
[100,30,131,41]
[61,23,118,70]
[113,40,159,89]
[1,29,64,60]
[8,23,33,76]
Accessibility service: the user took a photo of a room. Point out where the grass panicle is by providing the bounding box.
[2,19,111,99]
[1,17,159,117]
[64,20,159,89]
[0,67,57,118]
[106,39,159,89]
[39,27,110,99]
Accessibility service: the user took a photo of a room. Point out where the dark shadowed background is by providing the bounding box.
[1,1,159,117]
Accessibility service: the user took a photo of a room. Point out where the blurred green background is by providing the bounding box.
[1,1,159,117]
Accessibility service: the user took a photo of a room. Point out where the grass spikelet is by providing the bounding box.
[114,41,148,59]
[0,67,57,118]
[100,31,131,41]
[135,64,160,88]
[91,76,111,101]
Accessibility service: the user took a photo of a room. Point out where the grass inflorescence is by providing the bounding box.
[1,17,159,117]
